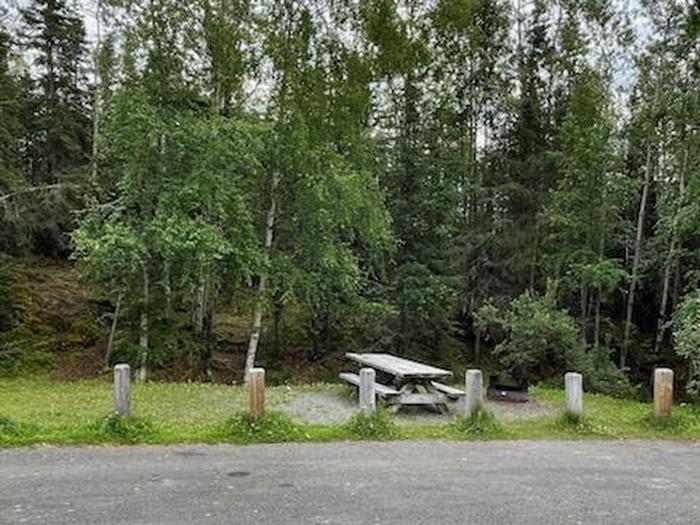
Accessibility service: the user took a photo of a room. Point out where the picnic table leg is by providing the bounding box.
[424,382,450,415]
[393,381,450,414]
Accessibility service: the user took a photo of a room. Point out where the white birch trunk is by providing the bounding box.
[654,150,687,355]
[163,260,172,313]
[105,292,122,368]
[244,171,280,381]
[622,141,654,367]
[193,268,205,337]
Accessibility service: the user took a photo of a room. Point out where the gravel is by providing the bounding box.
[279,388,558,425]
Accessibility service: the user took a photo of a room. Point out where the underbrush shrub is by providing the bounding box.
[0,327,55,376]
[0,416,20,439]
[450,406,503,437]
[224,411,305,443]
[642,411,696,433]
[555,410,596,435]
[475,285,588,385]
[582,348,640,399]
[344,409,399,440]
[672,290,700,399]
[87,412,154,443]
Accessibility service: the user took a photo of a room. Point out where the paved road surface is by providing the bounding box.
[2,440,700,524]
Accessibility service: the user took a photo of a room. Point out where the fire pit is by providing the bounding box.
[487,375,529,403]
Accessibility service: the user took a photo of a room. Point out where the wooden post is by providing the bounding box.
[359,368,376,415]
[465,369,483,417]
[565,372,583,416]
[248,367,265,420]
[654,367,673,420]
[113,364,130,416]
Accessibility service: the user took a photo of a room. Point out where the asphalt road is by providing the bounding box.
[2,440,700,524]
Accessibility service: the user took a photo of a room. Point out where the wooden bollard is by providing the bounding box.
[359,368,376,415]
[565,372,583,415]
[654,367,673,420]
[465,369,483,417]
[249,367,265,420]
[113,364,131,416]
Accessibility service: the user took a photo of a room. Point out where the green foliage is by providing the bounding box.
[223,411,305,444]
[1,0,698,392]
[0,416,20,437]
[672,290,700,398]
[450,407,502,437]
[343,409,400,440]
[548,71,628,261]
[476,285,586,382]
[569,260,629,295]
[581,347,639,398]
[86,413,154,443]
[2,380,700,446]
[559,410,584,426]
[642,410,698,433]
[20,0,90,182]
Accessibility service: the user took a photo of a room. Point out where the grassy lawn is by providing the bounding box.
[1,378,699,446]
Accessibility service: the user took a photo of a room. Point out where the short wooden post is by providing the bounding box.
[465,369,483,417]
[565,372,583,416]
[654,367,673,420]
[113,364,131,416]
[249,367,265,420]
[359,368,376,415]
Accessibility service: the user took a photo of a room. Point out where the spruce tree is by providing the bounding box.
[21,0,90,183]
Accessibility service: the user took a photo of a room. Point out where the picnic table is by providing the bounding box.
[340,353,464,414]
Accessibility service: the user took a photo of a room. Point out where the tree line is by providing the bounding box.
[0,0,698,395]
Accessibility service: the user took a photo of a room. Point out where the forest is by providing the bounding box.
[0,0,698,398]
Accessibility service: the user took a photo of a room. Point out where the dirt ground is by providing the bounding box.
[279,388,558,425]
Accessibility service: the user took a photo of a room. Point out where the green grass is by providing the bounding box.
[449,406,504,439]
[1,379,699,446]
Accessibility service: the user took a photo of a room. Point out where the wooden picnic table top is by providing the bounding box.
[345,352,452,380]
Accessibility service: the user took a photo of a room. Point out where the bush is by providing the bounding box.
[0,416,20,437]
[224,411,304,443]
[582,347,639,398]
[476,285,586,383]
[343,410,399,440]
[450,406,502,437]
[672,290,700,398]
[87,412,154,443]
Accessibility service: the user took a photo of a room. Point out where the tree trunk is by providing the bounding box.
[90,0,102,189]
[653,149,687,355]
[163,259,172,313]
[45,1,57,181]
[593,286,601,353]
[104,292,122,368]
[580,284,589,343]
[654,238,675,355]
[138,267,149,381]
[672,260,682,311]
[193,267,205,337]
[201,295,213,379]
[197,269,214,377]
[621,140,654,367]
[244,171,280,381]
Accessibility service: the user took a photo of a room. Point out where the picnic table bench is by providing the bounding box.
[340,353,465,414]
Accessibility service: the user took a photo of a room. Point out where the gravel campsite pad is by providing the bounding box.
[279,386,558,425]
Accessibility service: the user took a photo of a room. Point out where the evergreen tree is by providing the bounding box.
[0,19,35,252]
[548,70,629,352]
[21,0,90,182]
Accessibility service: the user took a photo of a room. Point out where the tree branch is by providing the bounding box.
[0,183,77,204]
